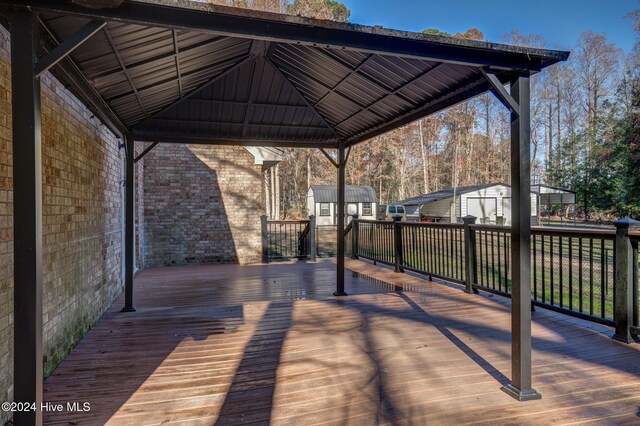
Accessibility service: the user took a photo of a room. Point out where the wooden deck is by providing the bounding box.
[43,259,640,425]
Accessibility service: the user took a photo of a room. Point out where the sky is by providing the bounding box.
[344,0,638,52]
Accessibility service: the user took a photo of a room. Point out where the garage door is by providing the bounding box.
[467,197,497,224]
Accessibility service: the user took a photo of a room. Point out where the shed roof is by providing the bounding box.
[310,185,376,203]
[4,0,569,148]
[397,184,501,205]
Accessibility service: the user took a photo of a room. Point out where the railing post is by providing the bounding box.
[463,215,478,294]
[394,221,404,273]
[613,218,639,343]
[261,214,268,264]
[309,214,317,262]
[351,214,359,259]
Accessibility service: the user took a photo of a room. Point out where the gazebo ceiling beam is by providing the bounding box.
[270,57,388,124]
[172,30,183,97]
[346,75,495,146]
[265,56,343,141]
[6,0,563,71]
[131,55,253,128]
[319,148,338,168]
[334,62,445,129]
[103,24,148,117]
[89,35,228,83]
[38,16,127,137]
[131,133,339,148]
[480,68,520,117]
[34,19,106,78]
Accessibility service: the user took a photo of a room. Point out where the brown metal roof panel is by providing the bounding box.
[337,75,387,106]
[272,45,345,88]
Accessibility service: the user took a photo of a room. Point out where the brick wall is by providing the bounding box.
[0,26,124,423]
[143,144,263,265]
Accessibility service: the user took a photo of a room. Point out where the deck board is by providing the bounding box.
[42,259,640,425]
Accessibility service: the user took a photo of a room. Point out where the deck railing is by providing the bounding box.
[261,216,312,262]
[350,216,640,340]
[629,231,640,336]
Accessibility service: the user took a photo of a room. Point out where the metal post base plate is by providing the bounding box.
[333,291,348,297]
[501,384,541,401]
[612,334,633,344]
[121,306,137,312]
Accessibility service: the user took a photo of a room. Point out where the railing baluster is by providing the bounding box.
[579,237,584,313]
[568,236,573,311]
[601,239,606,319]
[590,238,594,316]
[491,231,496,290]
[559,236,564,308]
[541,234,546,303]
[550,235,555,306]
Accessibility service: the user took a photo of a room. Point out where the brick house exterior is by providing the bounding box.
[141,143,266,266]
[0,26,277,422]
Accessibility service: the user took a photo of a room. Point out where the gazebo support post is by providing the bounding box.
[11,9,44,425]
[502,72,541,401]
[335,141,348,296]
[122,133,136,312]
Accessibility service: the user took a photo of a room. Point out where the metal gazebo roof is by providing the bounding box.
[4,0,568,148]
[4,2,572,421]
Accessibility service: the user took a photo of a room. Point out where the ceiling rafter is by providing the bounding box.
[265,56,343,142]
[311,53,374,107]
[36,16,127,137]
[107,53,250,103]
[131,133,339,149]
[102,25,148,117]
[181,98,309,110]
[88,35,230,84]
[346,71,499,146]
[172,30,183,97]
[315,48,419,107]
[147,117,332,132]
[335,63,446,129]
[271,54,387,123]
[132,54,254,129]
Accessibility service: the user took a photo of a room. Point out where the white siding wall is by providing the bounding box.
[310,200,377,226]
[414,184,537,225]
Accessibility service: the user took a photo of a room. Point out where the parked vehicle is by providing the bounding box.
[383,205,406,221]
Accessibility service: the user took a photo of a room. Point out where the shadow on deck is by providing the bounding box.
[43,259,640,425]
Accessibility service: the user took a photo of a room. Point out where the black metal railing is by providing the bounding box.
[471,226,616,324]
[473,225,511,294]
[398,222,466,284]
[350,217,639,335]
[357,220,395,266]
[262,218,310,262]
[630,231,640,335]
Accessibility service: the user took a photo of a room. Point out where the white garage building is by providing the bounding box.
[397,183,576,225]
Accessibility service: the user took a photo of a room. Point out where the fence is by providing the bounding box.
[350,216,640,340]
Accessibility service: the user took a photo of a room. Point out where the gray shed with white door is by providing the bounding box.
[308,185,377,226]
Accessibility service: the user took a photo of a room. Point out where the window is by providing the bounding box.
[319,203,330,216]
[388,205,396,214]
[362,202,372,216]
[397,206,405,214]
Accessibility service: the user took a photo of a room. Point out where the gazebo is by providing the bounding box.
[2,0,568,423]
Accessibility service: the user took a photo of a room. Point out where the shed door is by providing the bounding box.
[502,198,511,226]
[467,198,497,224]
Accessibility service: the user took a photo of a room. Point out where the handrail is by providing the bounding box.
[398,221,464,229]
[344,221,353,236]
[531,226,615,239]
[268,219,311,224]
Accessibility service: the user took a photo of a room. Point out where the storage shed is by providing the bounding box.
[308,185,377,226]
[396,183,576,225]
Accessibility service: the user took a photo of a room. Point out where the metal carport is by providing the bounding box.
[0,0,568,423]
